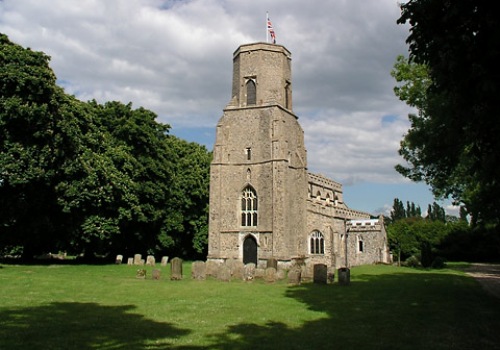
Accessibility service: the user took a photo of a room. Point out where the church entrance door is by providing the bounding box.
[243,235,258,265]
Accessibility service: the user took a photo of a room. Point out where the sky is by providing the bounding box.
[0,0,458,217]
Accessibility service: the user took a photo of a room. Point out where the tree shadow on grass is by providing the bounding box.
[0,302,190,349]
[196,271,500,350]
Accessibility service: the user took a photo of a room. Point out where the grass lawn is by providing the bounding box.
[0,262,499,349]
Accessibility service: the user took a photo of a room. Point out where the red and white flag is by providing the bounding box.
[267,13,276,44]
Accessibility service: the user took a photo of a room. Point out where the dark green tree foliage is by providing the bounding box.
[0,33,71,257]
[390,198,406,221]
[426,202,446,222]
[390,198,421,222]
[0,34,211,259]
[396,1,500,227]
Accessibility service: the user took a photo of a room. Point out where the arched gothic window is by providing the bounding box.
[241,186,258,227]
[246,80,256,105]
[310,230,325,255]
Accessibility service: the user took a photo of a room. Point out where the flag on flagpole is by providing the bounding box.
[267,13,276,44]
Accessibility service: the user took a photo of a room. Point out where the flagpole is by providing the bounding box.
[266,12,269,43]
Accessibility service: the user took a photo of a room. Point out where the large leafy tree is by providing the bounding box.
[1,34,212,259]
[0,33,76,257]
[395,1,500,227]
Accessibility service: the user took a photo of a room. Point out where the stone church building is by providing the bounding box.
[207,42,390,275]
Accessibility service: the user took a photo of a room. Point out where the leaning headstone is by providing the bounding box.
[115,255,123,264]
[264,267,277,283]
[288,267,302,285]
[192,261,206,280]
[206,260,221,277]
[160,256,169,266]
[313,264,328,284]
[267,258,278,270]
[244,263,256,281]
[232,261,245,280]
[136,269,147,279]
[146,255,155,266]
[217,264,231,282]
[152,269,161,280]
[127,257,133,265]
[133,254,142,265]
[170,257,183,280]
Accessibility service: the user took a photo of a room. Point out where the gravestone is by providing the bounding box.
[244,263,256,281]
[146,255,155,266]
[127,257,133,265]
[267,258,278,270]
[276,269,286,280]
[152,269,161,280]
[327,267,335,284]
[264,267,277,283]
[288,267,301,285]
[217,264,231,282]
[206,260,220,277]
[313,264,327,284]
[115,255,123,264]
[232,261,245,280]
[160,256,169,266]
[254,268,265,279]
[192,261,206,280]
[136,269,147,279]
[338,268,350,286]
[170,257,183,280]
[133,254,142,265]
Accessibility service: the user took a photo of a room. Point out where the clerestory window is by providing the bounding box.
[310,230,325,255]
[241,186,258,227]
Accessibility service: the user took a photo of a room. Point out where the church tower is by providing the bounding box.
[208,43,308,267]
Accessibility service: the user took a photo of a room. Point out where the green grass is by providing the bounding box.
[0,263,499,349]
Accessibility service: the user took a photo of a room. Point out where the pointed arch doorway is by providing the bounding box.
[243,235,258,265]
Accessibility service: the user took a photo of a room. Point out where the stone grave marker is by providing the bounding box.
[217,264,231,282]
[192,261,206,280]
[115,255,123,264]
[264,267,277,283]
[288,267,301,285]
[232,261,245,280]
[206,260,220,277]
[133,254,142,265]
[313,264,327,284]
[160,256,169,266]
[244,263,256,281]
[127,257,133,265]
[327,267,335,284]
[152,269,161,280]
[170,257,183,280]
[136,269,147,279]
[254,268,265,279]
[146,255,155,266]
[267,258,278,270]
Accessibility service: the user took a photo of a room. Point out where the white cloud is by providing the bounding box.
[2,0,436,211]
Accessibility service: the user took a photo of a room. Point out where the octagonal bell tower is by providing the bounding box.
[208,43,308,267]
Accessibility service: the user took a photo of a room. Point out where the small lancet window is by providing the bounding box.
[246,147,252,160]
[246,80,256,105]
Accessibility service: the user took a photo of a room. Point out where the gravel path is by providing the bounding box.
[465,263,500,299]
